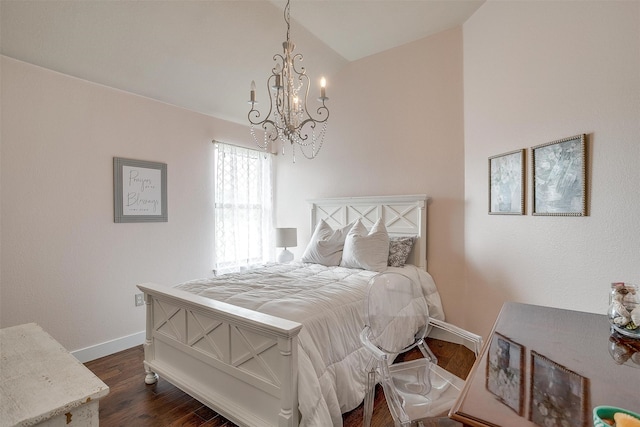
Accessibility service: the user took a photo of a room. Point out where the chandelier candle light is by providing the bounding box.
[248,0,329,161]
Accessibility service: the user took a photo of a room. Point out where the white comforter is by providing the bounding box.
[175,262,445,426]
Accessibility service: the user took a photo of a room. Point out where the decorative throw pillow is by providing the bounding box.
[301,220,353,266]
[388,236,415,267]
[340,218,390,272]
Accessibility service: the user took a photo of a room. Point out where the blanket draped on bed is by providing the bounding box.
[175,262,445,426]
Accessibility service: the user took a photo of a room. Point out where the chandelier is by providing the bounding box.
[248,0,329,161]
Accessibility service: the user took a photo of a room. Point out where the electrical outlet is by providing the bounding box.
[135,293,144,307]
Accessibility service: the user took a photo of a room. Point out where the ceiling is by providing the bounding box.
[1,0,484,125]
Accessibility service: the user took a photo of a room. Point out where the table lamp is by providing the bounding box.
[275,228,297,263]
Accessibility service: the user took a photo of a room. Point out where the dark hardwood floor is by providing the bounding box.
[85,338,475,427]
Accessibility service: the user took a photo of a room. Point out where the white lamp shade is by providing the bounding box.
[275,228,297,248]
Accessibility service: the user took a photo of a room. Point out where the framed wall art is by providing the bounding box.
[489,149,525,215]
[532,134,586,216]
[113,157,167,223]
[485,332,525,415]
[529,351,588,427]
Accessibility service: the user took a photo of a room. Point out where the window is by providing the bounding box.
[213,142,273,275]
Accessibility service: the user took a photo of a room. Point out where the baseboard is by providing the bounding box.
[72,331,145,363]
[74,328,468,364]
[429,328,478,354]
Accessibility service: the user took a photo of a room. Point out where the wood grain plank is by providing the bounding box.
[85,339,474,427]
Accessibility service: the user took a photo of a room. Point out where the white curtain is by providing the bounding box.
[214,142,273,275]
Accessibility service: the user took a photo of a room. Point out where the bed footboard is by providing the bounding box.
[137,283,302,427]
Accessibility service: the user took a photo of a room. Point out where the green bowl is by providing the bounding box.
[593,406,640,427]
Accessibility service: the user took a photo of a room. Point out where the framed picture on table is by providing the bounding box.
[485,332,525,415]
[530,350,588,427]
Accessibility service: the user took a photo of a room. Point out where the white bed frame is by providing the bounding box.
[137,194,428,427]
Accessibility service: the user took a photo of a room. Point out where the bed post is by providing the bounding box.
[277,336,299,427]
[142,292,159,385]
[309,202,317,235]
[416,197,427,271]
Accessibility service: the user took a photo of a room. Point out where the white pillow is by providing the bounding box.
[301,220,353,266]
[340,218,389,272]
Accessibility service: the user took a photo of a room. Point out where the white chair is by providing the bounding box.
[360,272,482,427]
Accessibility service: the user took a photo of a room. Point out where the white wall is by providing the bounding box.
[1,28,468,356]
[275,28,468,326]
[0,56,255,355]
[463,1,640,337]
[3,1,637,357]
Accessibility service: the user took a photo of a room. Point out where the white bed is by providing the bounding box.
[137,194,442,426]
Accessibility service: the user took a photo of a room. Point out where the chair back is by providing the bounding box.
[363,272,430,356]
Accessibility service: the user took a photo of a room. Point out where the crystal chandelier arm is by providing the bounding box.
[291,54,306,78]
[249,107,281,141]
[299,73,329,125]
[300,104,329,126]
[294,115,328,145]
[272,54,285,78]
[314,100,329,122]
[248,75,275,126]
[248,75,284,144]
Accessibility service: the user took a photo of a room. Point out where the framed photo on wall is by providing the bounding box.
[489,149,525,215]
[113,157,168,223]
[532,134,586,216]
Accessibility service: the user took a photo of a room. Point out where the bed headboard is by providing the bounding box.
[308,194,429,271]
